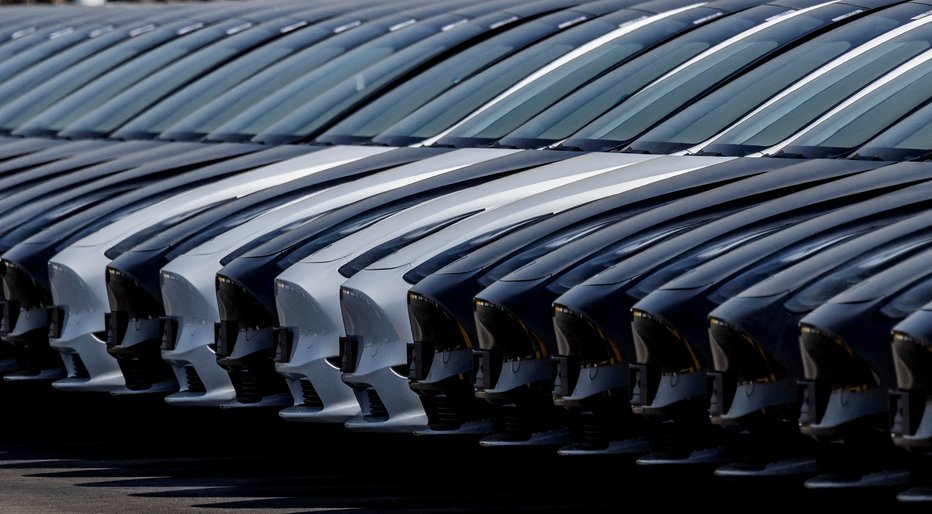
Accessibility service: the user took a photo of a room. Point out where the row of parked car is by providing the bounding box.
[0,0,930,502]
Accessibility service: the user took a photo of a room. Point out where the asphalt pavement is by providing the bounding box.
[0,380,923,513]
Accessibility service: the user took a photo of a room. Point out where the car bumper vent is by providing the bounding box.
[70,353,90,379]
[500,404,532,437]
[230,369,266,403]
[577,413,612,445]
[299,378,323,408]
[365,388,388,418]
[183,366,206,393]
[117,357,152,391]
[425,393,464,429]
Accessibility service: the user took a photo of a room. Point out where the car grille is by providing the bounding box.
[183,365,206,393]
[299,378,323,408]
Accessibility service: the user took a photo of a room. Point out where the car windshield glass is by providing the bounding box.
[498,6,779,147]
[206,15,466,142]
[13,20,241,135]
[626,4,912,151]
[0,23,142,112]
[564,5,849,147]
[315,10,603,143]
[435,5,749,146]
[0,20,200,133]
[111,22,332,138]
[700,22,932,152]
[781,57,932,155]
[371,7,713,145]
[853,100,932,160]
[60,32,257,136]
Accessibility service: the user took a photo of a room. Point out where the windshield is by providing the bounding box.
[563,5,852,150]
[314,10,600,144]
[110,21,334,139]
[12,20,241,136]
[780,56,932,157]
[698,20,932,154]
[434,5,747,147]
[205,15,467,142]
[0,20,198,133]
[59,24,277,137]
[626,4,913,153]
[852,100,932,160]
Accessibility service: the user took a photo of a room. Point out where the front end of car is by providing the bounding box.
[339,270,428,434]
[274,265,362,423]
[159,255,237,407]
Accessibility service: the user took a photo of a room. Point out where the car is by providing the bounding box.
[889,298,932,503]
[795,246,932,489]
[705,208,932,478]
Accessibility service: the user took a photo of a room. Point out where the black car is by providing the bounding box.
[615,169,932,469]
[706,208,932,477]
[794,246,932,488]
[889,298,932,503]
